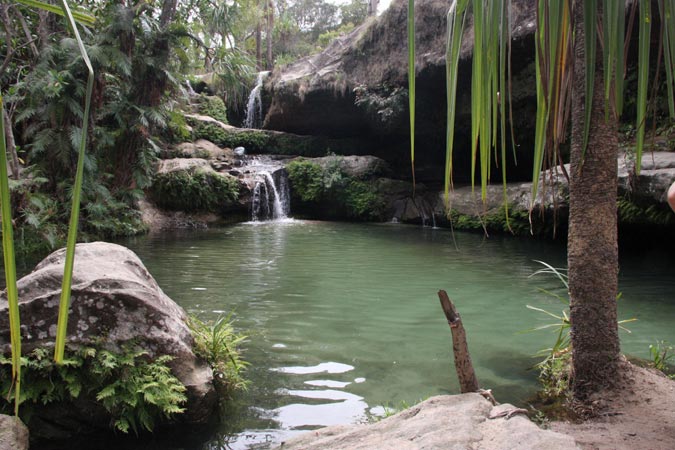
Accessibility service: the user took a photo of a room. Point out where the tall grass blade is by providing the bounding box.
[0,96,21,415]
[581,0,597,157]
[615,0,625,116]
[471,0,483,195]
[659,0,675,119]
[635,0,652,174]
[16,0,95,26]
[408,0,416,187]
[531,0,548,211]
[54,0,95,363]
[444,0,469,205]
[499,0,511,229]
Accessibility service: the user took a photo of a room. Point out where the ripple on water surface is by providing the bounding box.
[120,221,675,449]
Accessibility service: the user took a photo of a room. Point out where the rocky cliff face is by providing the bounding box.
[263,0,538,182]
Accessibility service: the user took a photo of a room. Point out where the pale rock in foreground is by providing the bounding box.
[277,394,579,450]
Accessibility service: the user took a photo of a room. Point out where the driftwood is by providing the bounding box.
[438,290,479,393]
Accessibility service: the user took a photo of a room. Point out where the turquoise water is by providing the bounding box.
[121,221,675,449]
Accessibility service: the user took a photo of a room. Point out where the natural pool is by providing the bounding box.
[122,221,675,449]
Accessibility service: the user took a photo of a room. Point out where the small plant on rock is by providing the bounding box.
[188,315,249,398]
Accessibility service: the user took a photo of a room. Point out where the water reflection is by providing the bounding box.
[120,222,675,449]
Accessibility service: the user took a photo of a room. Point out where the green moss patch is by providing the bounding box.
[198,96,229,124]
[286,158,387,221]
[150,170,239,212]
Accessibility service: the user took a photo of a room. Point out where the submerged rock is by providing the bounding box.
[277,394,579,449]
[0,242,216,438]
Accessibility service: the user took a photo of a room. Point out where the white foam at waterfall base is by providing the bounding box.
[243,71,270,129]
[263,172,286,219]
[243,156,292,222]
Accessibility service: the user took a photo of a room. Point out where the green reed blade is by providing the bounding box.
[408,0,416,187]
[54,0,95,363]
[16,0,95,26]
[635,0,651,175]
[0,96,21,416]
[499,0,510,229]
[615,0,625,116]
[661,0,675,119]
[444,0,469,206]
[471,0,483,193]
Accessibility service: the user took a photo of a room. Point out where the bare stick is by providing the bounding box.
[438,290,479,393]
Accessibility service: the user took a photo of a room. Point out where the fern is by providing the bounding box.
[0,345,187,434]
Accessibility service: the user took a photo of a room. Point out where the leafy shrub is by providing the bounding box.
[287,157,387,220]
[150,170,239,212]
[199,95,229,124]
[188,315,249,398]
[0,346,187,434]
[286,160,324,202]
[343,180,387,220]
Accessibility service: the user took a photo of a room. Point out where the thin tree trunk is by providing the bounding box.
[159,0,177,27]
[266,0,274,70]
[13,7,39,58]
[3,109,20,180]
[256,20,263,71]
[568,1,620,398]
[368,0,379,16]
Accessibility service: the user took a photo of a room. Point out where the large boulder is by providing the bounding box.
[0,415,29,450]
[264,0,538,181]
[277,394,579,449]
[0,242,216,438]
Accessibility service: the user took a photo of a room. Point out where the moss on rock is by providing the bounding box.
[150,170,239,213]
[286,158,387,221]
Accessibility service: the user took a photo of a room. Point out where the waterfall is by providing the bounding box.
[253,171,288,220]
[185,79,196,96]
[244,155,290,221]
[243,71,270,129]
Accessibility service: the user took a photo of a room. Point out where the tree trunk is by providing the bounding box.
[568,1,620,398]
[256,20,263,71]
[368,0,379,16]
[266,0,274,70]
[3,109,20,180]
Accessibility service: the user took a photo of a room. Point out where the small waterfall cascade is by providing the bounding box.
[243,71,270,129]
[243,156,290,221]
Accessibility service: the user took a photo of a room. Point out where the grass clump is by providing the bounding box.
[648,341,675,378]
[0,346,186,434]
[188,315,249,398]
[150,170,239,212]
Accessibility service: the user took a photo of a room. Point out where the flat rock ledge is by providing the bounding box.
[277,394,579,450]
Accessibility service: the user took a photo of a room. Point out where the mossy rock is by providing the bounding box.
[198,95,229,124]
[151,170,239,213]
[286,158,387,221]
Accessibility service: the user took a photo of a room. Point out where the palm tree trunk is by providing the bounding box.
[568,0,620,398]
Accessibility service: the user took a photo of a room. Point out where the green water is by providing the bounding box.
[122,221,675,449]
